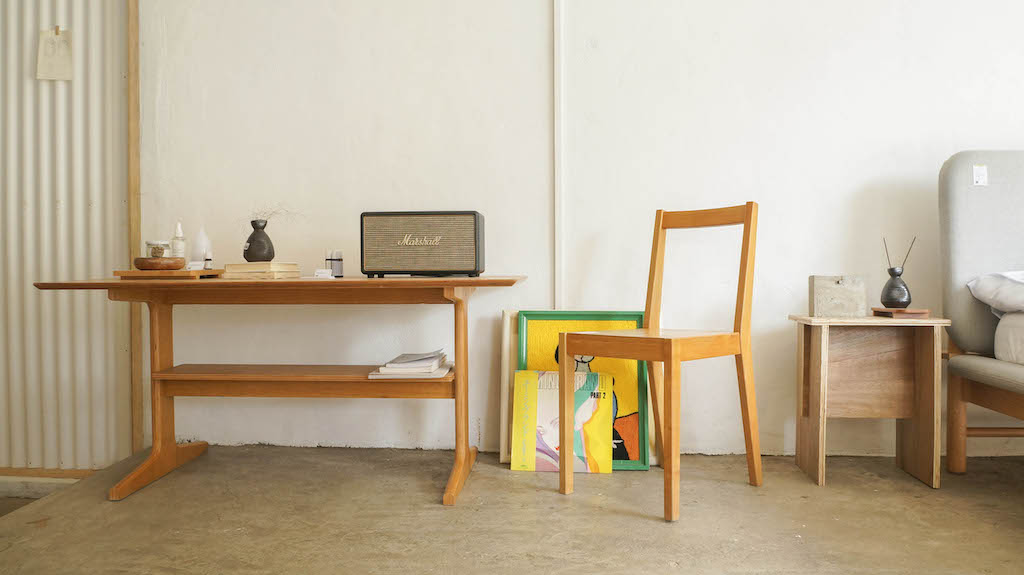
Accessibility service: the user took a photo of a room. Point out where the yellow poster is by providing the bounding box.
[511,371,613,473]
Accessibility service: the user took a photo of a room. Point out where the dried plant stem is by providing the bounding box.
[883,237,892,268]
[901,236,917,268]
[251,203,300,222]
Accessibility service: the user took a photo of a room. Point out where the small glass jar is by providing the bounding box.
[146,240,171,258]
[325,249,344,278]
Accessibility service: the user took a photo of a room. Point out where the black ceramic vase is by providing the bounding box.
[243,219,275,262]
[880,266,911,308]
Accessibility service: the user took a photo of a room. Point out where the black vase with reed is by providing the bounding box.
[243,219,275,262]
[880,237,915,308]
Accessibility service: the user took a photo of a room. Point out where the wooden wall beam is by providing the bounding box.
[127,0,143,454]
[0,467,94,479]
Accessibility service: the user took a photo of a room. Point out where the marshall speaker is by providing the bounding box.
[360,211,485,277]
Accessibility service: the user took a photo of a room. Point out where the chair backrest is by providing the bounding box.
[643,202,758,343]
[940,151,1024,355]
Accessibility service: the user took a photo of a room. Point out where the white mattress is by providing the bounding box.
[994,312,1024,365]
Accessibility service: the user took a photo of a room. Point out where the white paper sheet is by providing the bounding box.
[37,29,72,81]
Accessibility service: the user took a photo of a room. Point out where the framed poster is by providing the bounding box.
[498,310,518,464]
[518,310,649,470]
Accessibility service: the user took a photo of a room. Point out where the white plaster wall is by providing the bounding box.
[563,0,1024,455]
[139,0,552,449]
[139,1,1024,456]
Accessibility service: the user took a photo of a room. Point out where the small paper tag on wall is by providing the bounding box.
[37,29,72,81]
[972,165,988,186]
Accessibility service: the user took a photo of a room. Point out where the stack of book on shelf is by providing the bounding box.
[368,349,451,379]
[221,262,300,279]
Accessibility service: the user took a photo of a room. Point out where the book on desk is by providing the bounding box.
[369,349,451,379]
[222,262,300,279]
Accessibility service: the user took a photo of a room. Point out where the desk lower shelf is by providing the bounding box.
[152,364,456,399]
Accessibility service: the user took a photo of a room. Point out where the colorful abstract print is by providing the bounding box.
[511,371,613,473]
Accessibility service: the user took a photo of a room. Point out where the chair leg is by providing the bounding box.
[663,356,680,521]
[947,374,967,474]
[558,333,574,495]
[735,347,763,486]
[646,361,665,467]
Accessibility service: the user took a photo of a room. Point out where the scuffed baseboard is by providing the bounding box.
[0,477,77,499]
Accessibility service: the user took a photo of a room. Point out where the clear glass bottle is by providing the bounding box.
[170,221,186,258]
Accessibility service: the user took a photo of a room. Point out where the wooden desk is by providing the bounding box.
[788,315,950,488]
[35,276,523,503]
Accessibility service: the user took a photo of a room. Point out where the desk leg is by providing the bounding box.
[109,302,208,500]
[896,325,941,488]
[443,291,477,505]
[795,325,828,486]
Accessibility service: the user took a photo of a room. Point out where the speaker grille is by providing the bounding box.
[362,214,478,272]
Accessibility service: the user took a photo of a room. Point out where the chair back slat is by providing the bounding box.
[660,205,748,229]
[643,210,667,332]
[643,202,758,341]
[733,203,758,341]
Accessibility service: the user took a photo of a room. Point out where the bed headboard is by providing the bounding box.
[939,151,1024,355]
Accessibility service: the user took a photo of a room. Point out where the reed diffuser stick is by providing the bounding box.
[901,236,917,268]
[883,237,892,268]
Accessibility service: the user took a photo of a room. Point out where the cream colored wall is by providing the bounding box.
[140,1,1024,455]
[139,0,553,449]
[562,0,1024,455]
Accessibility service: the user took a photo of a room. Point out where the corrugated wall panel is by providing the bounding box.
[0,0,130,471]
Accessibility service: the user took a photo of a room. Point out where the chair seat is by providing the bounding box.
[949,354,1024,395]
[565,328,741,362]
[570,327,730,340]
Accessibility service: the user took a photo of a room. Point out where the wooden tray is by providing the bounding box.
[134,257,186,270]
[872,307,930,319]
[115,269,224,280]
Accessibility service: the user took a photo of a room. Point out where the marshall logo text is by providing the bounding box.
[397,234,442,247]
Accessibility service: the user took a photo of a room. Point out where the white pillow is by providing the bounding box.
[968,271,1024,318]
[995,312,1024,364]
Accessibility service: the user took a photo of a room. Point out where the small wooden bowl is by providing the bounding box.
[134,257,186,270]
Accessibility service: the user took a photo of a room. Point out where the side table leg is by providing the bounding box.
[109,302,208,500]
[896,325,941,488]
[443,290,477,505]
[795,325,828,485]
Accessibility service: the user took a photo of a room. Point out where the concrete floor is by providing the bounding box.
[0,499,33,519]
[0,447,1021,574]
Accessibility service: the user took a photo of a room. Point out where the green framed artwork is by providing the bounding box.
[518,310,649,470]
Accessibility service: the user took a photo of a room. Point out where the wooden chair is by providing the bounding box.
[557,202,762,521]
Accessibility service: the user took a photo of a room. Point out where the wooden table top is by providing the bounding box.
[788,314,950,327]
[35,275,525,290]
